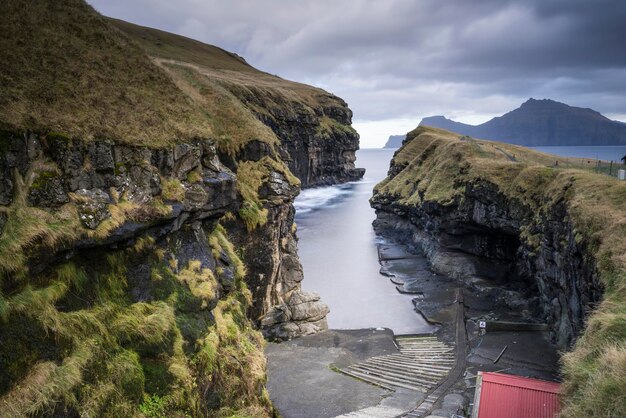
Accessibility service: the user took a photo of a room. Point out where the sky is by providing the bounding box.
[90,0,626,148]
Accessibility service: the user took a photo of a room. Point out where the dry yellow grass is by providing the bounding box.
[1,0,347,153]
[376,126,626,417]
[0,0,213,146]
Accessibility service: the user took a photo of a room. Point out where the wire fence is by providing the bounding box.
[552,158,626,179]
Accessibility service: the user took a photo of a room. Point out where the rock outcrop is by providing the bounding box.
[0,1,360,415]
[226,89,365,187]
[0,127,331,416]
[371,126,626,417]
[371,126,607,349]
[372,180,601,348]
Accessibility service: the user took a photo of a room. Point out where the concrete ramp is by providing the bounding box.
[340,336,454,393]
[334,405,407,417]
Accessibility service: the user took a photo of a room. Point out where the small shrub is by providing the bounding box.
[160,178,185,202]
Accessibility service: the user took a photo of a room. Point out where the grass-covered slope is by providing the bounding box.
[108,17,357,157]
[0,0,354,154]
[375,126,626,416]
[0,223,273,417]
[0,0,214,145]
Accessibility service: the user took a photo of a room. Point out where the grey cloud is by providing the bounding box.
[89,0,626,124]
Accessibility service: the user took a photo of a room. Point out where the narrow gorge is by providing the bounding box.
[2,1,625,418]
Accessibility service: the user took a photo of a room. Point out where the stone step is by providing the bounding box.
[370,357,453,372]
[349,366,438,391]
[398,345,447,350]
[348,364,441,387]
[341,368,428,392]
[392,353,455,361]
[398,344,453,350]
[394,350,454,356]
[335,405,407,418]
[386,354,455,365]
[396,336,438,341]
[382,358,454,372]
[346,365,435,389]
[397,340,445,345]
[400,348,448,353]
[398,343,450,348]
[365,358,449,377]
[399,347,451,353]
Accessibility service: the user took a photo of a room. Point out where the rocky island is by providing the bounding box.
[383,135,406,149]
[420,98,626,146]
[371,126,626,417]
[0,0,362,416]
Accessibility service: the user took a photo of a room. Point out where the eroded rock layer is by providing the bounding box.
[371,128,604,349]
[371,126,626,417]
[0,1,363,415]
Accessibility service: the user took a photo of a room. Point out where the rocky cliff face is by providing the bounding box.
[371,126,626,417]
[371,127,605,349]
[0,2,362,414]
[224,85,365,188]
[0,128,333,415]
[372,180,602,348]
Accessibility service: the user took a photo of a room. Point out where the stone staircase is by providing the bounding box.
[335,406,408,418]
[339,336,454,394]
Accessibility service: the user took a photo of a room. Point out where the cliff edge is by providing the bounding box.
[0,0,362,416]
[371,126,626,417]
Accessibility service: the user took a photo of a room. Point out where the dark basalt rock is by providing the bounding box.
[75,188,111,229]
[227,88,365,188]
[1,130,332,341]
[28,172,69,207]
[372,177,603,350]
[260,171,299,200]
[237,140,273,162]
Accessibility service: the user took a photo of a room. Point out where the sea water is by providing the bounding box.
[295,149,433,334]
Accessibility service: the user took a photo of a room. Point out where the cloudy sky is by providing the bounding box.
[90,0,626,148]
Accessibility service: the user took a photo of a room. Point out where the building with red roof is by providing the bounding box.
[472,372,561,418]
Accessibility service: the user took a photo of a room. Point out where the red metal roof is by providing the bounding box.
[475,372,561,418]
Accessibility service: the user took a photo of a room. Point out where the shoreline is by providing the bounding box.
[266,238,560,417]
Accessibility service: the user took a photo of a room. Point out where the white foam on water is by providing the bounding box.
[294,183,355,214]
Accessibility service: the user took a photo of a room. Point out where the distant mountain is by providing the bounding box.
[419,99,626,146]
[383,134,406,148]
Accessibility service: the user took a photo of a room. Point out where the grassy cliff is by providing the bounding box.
[375,126,626,416]
[0,222,272,417]
[0,0,350,416]
[0,0,354,152]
